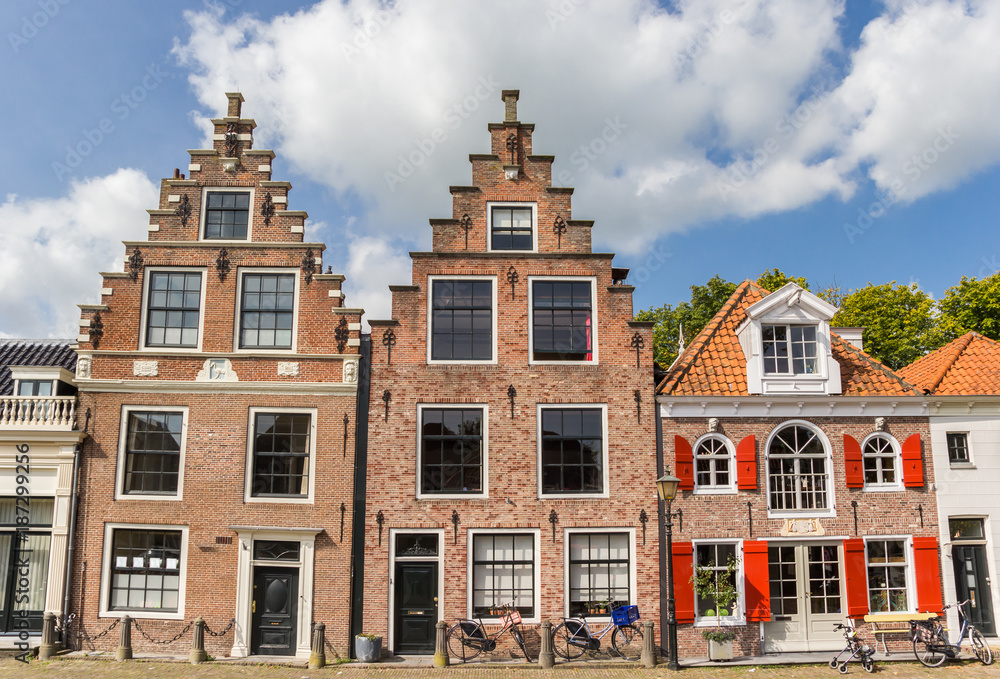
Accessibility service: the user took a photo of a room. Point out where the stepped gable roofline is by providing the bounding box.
[898,331,1000,395]
[0,339,76,395]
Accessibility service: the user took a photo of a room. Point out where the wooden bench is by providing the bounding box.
[863,613,939,655]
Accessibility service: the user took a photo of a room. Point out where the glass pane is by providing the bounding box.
[950,518,984,540]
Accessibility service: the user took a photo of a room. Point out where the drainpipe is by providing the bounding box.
[61,441,82,648]
[348,334,372,658]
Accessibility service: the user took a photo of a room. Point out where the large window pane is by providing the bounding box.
[767,424,829,511]
[541,408,603,494]
[568,533,630,617]
[491,207,533,250]
[250,413,311,497]
[532,281,592,361]
[124,412,183,495]
[240,274,295,349]
[109,529,182,612]
[472,534,534,617]
[420,408,483,494]
[205,191,250,239]
[146,272,201,348]
[431,280,492,360]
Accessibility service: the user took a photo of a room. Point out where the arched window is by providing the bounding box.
[694,435,735,492]
[767,423,830,512]
[862,434,900,488]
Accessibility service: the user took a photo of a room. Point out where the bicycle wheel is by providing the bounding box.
[970,627,993,665]
[912,636,947,667]
[447,622,484,662]
[512,624,532,662]
[552,622,587,660]
[611,623,644,661]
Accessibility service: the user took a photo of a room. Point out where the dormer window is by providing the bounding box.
[489,204,534,251]
[204,190,251,240]
[762,325,818,374]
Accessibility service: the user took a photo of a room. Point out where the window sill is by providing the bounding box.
[100,610,185,621]
[862,485,904,493]
[529,360,598,366]
[539,492,609,500]
[116,494,183,502]
[417,493,488,501]
[693,617,745,628]
[948,462,976,470]
[766,508,836,520]
[245,496,314,505]
[692,487,738,496]
[427,359,498,366]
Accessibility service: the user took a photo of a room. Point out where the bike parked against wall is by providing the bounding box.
[910,599,993,667]
[552,603,643,661]
[446,601,531,662]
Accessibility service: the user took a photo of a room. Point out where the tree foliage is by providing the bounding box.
[937,273,1000,341]
[756,268,809,293]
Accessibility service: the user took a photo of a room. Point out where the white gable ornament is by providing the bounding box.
[196,358,239,382]
[343,358,359,384]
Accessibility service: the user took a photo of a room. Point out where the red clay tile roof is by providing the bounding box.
[656,281,920,397]
[897,332,1000,395]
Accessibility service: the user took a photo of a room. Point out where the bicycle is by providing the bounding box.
[551,603,643,661]
[829,621,876,674]
[446,601,532,663]
[909,599,993,667]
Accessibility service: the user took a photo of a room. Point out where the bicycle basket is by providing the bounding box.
[505,607,523,625]
[910,620,939,643]
[611,604,640,626]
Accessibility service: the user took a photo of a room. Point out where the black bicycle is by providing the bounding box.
[910,599,993,667]
[446,601,532,662]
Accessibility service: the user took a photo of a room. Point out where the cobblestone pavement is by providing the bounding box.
[1,658,998,678]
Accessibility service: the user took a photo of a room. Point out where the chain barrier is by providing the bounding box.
[77,617,119,645]
[132,618,193,645]
[204,618,236,637]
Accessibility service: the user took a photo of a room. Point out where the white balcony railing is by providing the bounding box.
[0,396,77,430]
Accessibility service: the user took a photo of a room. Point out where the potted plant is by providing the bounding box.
[692,553,739,661]
[355,633,382,663]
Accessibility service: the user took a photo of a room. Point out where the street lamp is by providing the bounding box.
[656,471,682,671]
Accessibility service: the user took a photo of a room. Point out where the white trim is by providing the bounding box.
[527,276,599,366]
[234,268,300,354]
[467,528,541,624]
[139,267,208,352]
[862,535,916,616]
[415,404,489,500]
[426,275,497,365]
[691,538,746,627]
[486,202,537,253]
[387,528,446,654]
[536,403,609,499]
[98,522,189,621]
[243,407,317,504]
[763,420,836,519]
[656,396,928,419]
[9,367,75,385]
[691,433,737,495]
[859,432,904,492]
[200,186,254,242]
[77,380,358,395]
[114,405,188,501]
[563,527,637,620]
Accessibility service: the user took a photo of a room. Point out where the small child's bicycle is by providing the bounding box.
[829,621,876,674]
[446,601,532,663]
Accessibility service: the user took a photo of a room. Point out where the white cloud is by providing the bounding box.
[338,235,413,327]
[0,169,158,338]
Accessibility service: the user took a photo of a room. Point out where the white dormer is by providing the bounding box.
[736,283,842,395]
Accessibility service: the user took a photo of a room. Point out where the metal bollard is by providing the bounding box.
[116,615,133,661]
[190,617,207,664]
[39,612,58,661]
[432,620,450,668]
[641,620,656,668]
[309,622,326,669]
[539,620,555,668]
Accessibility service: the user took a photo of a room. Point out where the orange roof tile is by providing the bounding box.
[657,281,921,397]
[897,332,1000,395]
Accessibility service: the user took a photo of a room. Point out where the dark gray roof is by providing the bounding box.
[0,339,77,395]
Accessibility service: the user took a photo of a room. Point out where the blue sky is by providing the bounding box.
[1,0,998,338]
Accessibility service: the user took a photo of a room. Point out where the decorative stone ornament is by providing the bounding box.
[708,417,720,433]
[277,362,300,377]
[875,416,887,431]
[343,359,359,384]
[133,360,159,377]
[196,358,239,382]
[76,356,91,379]
[780,518,825,536]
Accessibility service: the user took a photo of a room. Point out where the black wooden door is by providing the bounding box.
[251,566,299,655]
[394,562,438,654]
[953,544,995,636]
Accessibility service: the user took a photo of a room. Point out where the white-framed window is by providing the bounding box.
[693,540,745,626]
[487,202,536,252]
[565,529,635,619]
[693,434,736,494]
[766,421,834,517]
[862,433,902,490]
[537,404,608,498]
[115,406,187,500]
[244,407,317,504]
[236,268,298,351]
[762,324,819,374]
[865,537,913,614]
[201,186,253,240]
[99,523,188,620]
[15,379,53,396]
[416,404,488,499]
[946,432,971,466]
[426,276,497,364]
[139,268,207,351]
[528,277,598,364]
[468,529,540,622]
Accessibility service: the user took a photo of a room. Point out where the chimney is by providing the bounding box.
[226,92,245,118]
[837,327,864,352]
[502,90,519,122]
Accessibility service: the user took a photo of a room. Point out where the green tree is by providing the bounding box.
[756,268,809,292]
[937,273,1000,341]
[831,282,943,370]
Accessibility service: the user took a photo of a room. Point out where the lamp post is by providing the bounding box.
[656,471,682,671]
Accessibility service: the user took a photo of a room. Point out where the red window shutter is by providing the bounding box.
[743,541,770,621]
[901,434,924,487]
[675,435,694,490]
[672,541,695,623]
[736,435,757,490]
[844,434,864,488]
[843,538,869,618]
[913,537,944,613]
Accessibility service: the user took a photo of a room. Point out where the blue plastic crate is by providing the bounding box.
[611,604,639,625]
